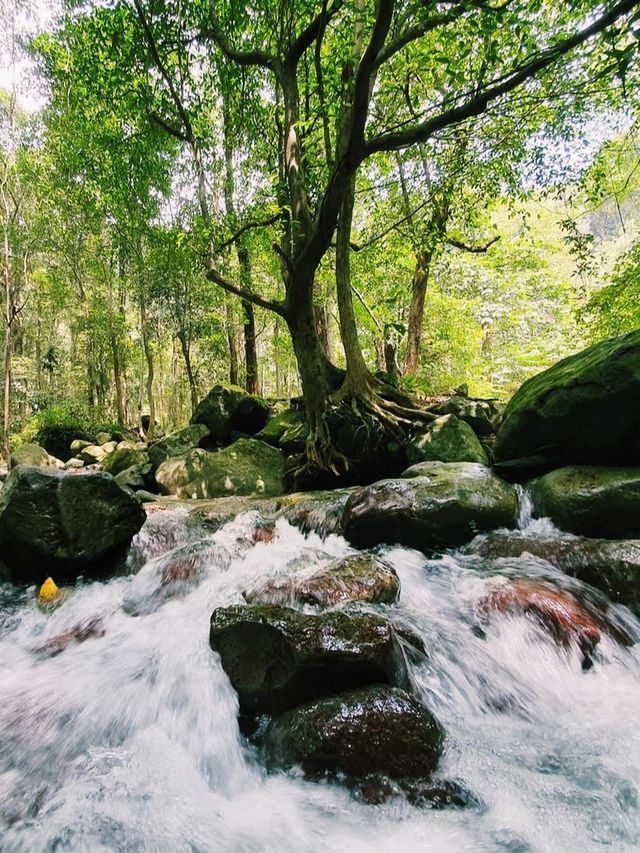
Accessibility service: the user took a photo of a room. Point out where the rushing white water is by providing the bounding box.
[1,503,639,852]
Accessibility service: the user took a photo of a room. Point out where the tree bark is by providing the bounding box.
[403,249,433,376]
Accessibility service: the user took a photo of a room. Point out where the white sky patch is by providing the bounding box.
[0,0,57,112]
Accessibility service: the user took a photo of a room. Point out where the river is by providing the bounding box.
[1,499,639,851]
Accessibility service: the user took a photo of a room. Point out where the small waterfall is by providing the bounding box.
[0,506,639,851]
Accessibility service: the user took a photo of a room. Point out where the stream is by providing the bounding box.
[1,498,639,852]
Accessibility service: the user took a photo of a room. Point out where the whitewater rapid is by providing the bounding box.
[0,504,639,852]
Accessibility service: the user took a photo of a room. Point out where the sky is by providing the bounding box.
[0,0,56,112]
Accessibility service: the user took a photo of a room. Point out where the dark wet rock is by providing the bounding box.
[0,465,146,583]
[494,329,640,469]
[477,577,632,663]
[262,686,443,789]
[255,409,304,447]
[430,395,502,437]
[114,463,154,493]
[245,553,400,609]
[529,465,640,539]
[10,443,54,469]
[148,423,211,469]
[155,439,285,499]
[355,777,479,809]
[343,463,518,552]
[468,532,640,614]
[103,444,150,476]
[209,605,411,725]
[191,383,269,445]
[406,414,488,466]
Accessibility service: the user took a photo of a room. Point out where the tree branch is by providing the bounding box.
[148,111,188,142]
[375,6,466,67]
[365,0,640,156]
[287,0,345,67]
[216,214,280,252]
[206,3,277,72]
[206,267,287,317]
[446,234,500,252]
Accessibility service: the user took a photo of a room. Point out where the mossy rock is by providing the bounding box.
[191,384,269,445]
[343,462,518,553]
[495,330,640,467]
[148,423,211,469]
[255,409,304,447]
[103,445,150,476]
[155,438,284,499]
[10,443,53,469]
[529,465,640,539]
[0,465,145,583]
[406,414,488,466]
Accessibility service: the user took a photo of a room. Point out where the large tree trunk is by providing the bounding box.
[403,249,433,376]
[107,278,126,427]
[178,331,198,413]
[225,296,239,386]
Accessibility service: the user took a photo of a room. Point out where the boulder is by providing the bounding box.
[10,443,52,469]
[155,439,284,499]
[101,440,118,455]
[343,463,518,552]
[530,466,640,539]
[278,488,354,537]
[79,444,107,465]
[494,330,640,468]
[406,414,488,466]
[191,384,269,445]
[255,409,304,447]
[63,457,85,470]
[245,553,400,609]
[279,421,309,456]
[469,531,640,614]
[209,604,411,725]
[263,686,443,788]
[0,465,146,583]
[429,395,502,436]
[70,439,92,454]
[95,432,112,446]
[114,463,152,492]
[103,445,150,476]
[148,423,211,469]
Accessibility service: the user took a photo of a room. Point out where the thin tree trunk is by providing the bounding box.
[225,296,239,386]
[403,249,433,376]
[107,278,126,426]
[2,207,12,459]
[140,294,155,440]
[178,331,198,413]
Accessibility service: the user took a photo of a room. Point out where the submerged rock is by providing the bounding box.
[278,489,354,536]
[0,465,146,583]
[191,384,269,445]
[494,329,640,469]
[343,463,518,552]
[406,415,488,466]
[477,577,632,663]
[468,532,640,614]
[148,423,211,469]
[263,686,444,788]
[245,552,400,609]
[209,604,411,725]
[155,439,285,499]
[529,465,640,539]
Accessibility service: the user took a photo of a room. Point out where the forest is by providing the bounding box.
[0,0,638,471]
[2,1,640,850]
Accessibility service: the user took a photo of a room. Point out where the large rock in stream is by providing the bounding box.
[148,423,211,469]
[469,532,640,614]
[342,462,518,552]
[494,330,640,469]
[209,604,411,727]
[155,438,284,499]
[244,552,400,608]
[529,465,640,539]
[263,686,444,793]
[0,465,146,583]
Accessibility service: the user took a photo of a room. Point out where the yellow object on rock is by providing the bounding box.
[39,577,61,604]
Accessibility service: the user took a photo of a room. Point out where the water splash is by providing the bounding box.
[0,507,638,851]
